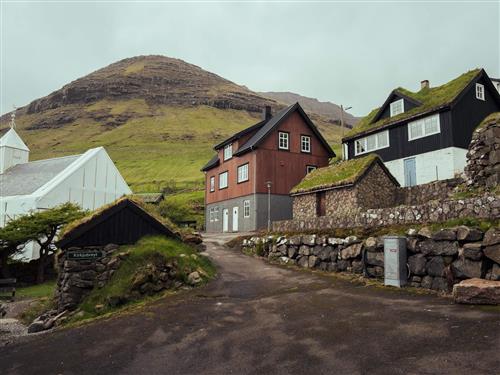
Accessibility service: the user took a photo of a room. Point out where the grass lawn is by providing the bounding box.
[16,280,56,299]
[158,190,205,227]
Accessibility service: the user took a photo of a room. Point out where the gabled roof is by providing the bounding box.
[0,154,80,197]
[214,120,266,150]
[0,128,29,151]
[201,154,220,172]
[290,154,399,195]
[57,198,178,248]
[344,69,500,141]
[370,91,422,124]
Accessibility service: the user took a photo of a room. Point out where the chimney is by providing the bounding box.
[420,80,430,90]
[262,105,272,121]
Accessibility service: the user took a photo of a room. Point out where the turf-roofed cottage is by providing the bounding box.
[341,69,500,187]
[290,155,400,219]
[201,103,335,232]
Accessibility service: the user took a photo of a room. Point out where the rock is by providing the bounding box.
[453,278,500,305]
[426,257,445,277]
[406,237,419,252]
[106,295,128,307]
[312,245,323,256]
[431,277,449,292]
[288,236,302,246]
[104,243,119,252]
[327,263,338,272]
[456,226,483,242]
[277,245,287,256]
[483,227,500,246]
[308,255,319,268]
[327,237,344,246]
[367,266,384,278]
[287,246,297,259]
[187,271,202,285]
[486,264,500,281]
[411,276,422,282]
[352,260,363,274]
[302,235,316,246]
[344,236,359,245]
[483,244,500,264]
[28,319,46,334]
[340,243,362,260]
[337,260,348,272]
[408,254,427,276]
[318,248,331,261]
[406,228,418,237]
[0,303,7,318]
[416,240,458,256]
[451,258,482,279]
[421,276,433,289]
[418,227,432,238]
[364,237,377,251]
[297,256,309,268]
[462,243,483,260]
[298,245,310,256]
[366,251,384,267]
[94,304,105,313]
[432,228,457,241]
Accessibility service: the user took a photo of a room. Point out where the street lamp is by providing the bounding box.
[266,181,272,232]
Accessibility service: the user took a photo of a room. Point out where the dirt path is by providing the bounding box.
[1,235,499,374]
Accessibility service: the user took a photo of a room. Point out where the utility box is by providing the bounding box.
[384,236,407,287]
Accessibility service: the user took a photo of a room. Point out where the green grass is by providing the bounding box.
[346,69,481,138]
[71,236,215,322]
[16,280,56,298]
[13,104,342,193]
[291,154,378,193]
[158,190,205,227]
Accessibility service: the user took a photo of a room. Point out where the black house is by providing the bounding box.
[342,69,500,186]
[57,198,178,249]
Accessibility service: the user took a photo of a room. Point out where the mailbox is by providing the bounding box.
[384,236,407,287]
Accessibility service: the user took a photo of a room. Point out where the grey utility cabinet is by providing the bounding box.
[384,236,407,287]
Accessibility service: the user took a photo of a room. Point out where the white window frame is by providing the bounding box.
[223,143,233,161]
[354,130,390,156]
[476,83,485,101]
[237,163,249,183]
[243,200,250,218]
[390,99,404,117]
[209,208,214,222]
[301,135,311,153]
[219,171,228,189]
[214,207,219,222]
[342,143,349,160]
[407,114,441,141]
[278,132,289,150]
[209,176,215,192]
[306,165,317,174]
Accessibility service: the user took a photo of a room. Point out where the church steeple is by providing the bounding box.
[0,107,30,173]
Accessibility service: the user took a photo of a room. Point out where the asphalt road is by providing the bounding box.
[2,234,499,375]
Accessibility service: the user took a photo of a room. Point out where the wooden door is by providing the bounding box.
[316,192,326,217]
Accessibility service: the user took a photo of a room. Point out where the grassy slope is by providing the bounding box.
[158,190,205,227]
[14,102,343,192]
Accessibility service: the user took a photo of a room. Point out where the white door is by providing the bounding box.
[232,207,239,232]
[222,209,229,232]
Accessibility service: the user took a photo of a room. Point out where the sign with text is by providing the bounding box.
[68,250,103,261]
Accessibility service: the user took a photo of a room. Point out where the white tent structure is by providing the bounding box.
[0,126,132,260]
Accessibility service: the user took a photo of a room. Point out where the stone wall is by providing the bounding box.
[243,226,500,293]
[292,194,317,220]
[396,178,462,206]
[464,114,500,188]
[356,162,399,209]
[275,194,500,232]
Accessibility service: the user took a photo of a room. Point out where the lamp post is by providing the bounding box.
[266,181,272,232]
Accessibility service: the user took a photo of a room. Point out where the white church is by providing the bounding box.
[0,113,132,260]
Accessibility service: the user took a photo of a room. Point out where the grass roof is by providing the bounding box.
[291,154,379,194]
[345,69,481,139]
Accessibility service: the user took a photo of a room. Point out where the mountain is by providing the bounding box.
[0,55,345,192]
[259,92,359,128]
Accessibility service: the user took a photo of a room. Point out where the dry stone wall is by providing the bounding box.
[396,178,462,206]
[243,226,500,293]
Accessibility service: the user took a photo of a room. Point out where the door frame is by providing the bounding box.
[232,206,239,232]
[404,157,417,187]
[222,209,229,232]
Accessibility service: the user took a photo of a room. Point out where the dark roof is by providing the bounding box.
[491,77,500,82]
[57,198,178,248]
[291,154,399,195]
[214,120,266,150]
[235,102,335,157]
[344,69,500,141]
[0,155,80,197]
[201,154,220,172]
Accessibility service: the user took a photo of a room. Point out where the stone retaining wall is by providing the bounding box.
[274,194,500,232]
[243,226,500,293]
[396,178,462,206]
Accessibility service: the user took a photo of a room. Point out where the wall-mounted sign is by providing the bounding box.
[68,250,103,261]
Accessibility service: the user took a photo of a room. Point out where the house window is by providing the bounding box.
[301,135,311,153]
[237,163,249,183]
[278,132,289,150]
[390,99,404,117]
[223,144,233,161]
[342,143,349,160]
[408,114,440,141]
[209,176,215,192]
[219,171,228,189]
[476,83,485,101]
[214,207,219,222]
[243,200,250,218]
[354,130,389,156]
[306,165,317,174]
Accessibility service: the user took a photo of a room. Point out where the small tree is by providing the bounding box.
[0,203,85,283]
[0,223,29,278]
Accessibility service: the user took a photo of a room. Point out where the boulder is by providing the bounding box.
[486,264,500,281]
[406,237,419,252]
[297,256,309,268]
[416,240,458,256]
[351,260,363,274]
[312,245,323,256]
[308,256,319,268]
[421,275,433,289]
[462,243,483,260]
[298,245,311,256]
[337,260,348,272]
[483,244,500,264]
[340,243,363,260]
[431,277,449,292]
[453,278,500,305]
[277,245,288,256]
[318,248,332,261]
[302,235,316,246]
[364,237,377,252]
[367,266,384,278]
[327,263,338,272]
[408,254,427,276]
[28,319,46,334]
[456,226,483,242]
[483,227,500,247]
[432,228,457,241]
[187,271,202,285]
[327,237,344,246]
[366,251,384,267]
[451,258,482,279]
[287,246,297,259]
[406,228,418,237]
[344,236,359,245]
[426,257,445,277]
[418,227,432,238]
[288,236,302,246]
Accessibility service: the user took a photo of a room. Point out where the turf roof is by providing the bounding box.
[344,69,482,139]
[291,154,379,194]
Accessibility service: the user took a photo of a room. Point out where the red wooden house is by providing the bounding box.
[201,103,335,232]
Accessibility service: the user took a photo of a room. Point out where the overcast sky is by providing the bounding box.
[1,1,499,117]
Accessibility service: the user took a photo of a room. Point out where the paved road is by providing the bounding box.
[2,235,499,375]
